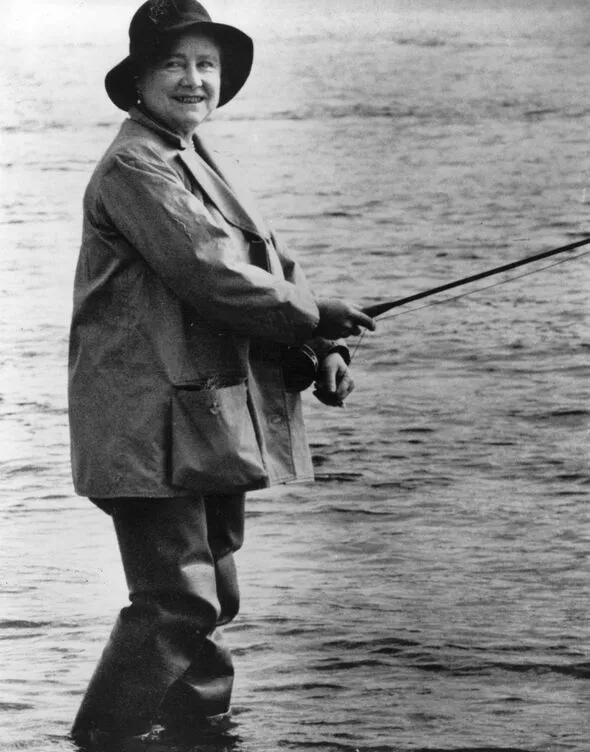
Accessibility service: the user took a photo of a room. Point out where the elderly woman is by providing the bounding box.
[69,0,374,744]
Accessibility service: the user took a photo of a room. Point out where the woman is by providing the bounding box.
[68,0,375,744]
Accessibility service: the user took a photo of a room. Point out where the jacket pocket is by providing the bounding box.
[170,380,268,494]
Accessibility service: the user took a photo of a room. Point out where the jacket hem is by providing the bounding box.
[74,473,315,499]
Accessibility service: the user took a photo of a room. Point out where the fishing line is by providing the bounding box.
[375,248,590,323]
[362,235,590,318]
[349,248,590,362]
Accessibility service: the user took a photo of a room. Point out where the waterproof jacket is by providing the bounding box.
[69,108,345,499]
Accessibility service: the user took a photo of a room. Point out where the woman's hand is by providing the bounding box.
[313,352,355,407]
[315,299,376,339]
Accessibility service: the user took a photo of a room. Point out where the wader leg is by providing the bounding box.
[157,494,245,726]
[71,494,244,740]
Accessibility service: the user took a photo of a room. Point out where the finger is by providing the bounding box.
[325,365,337,393]
[340,379,354,402]
[313,386,344,407]
[336,372,354,400]
[352,311,376,331]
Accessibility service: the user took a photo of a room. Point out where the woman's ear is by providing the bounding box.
[133,75,143,105]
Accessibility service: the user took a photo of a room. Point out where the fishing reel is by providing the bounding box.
[281,344,318,392]
[281,345,344,406]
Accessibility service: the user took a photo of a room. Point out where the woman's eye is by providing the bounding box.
[163,60,182,69]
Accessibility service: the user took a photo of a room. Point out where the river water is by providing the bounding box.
[1,0,589,750]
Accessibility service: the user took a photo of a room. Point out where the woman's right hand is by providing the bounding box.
[315,299,376,339]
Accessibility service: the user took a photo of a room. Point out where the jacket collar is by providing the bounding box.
[129,105,187,149]
[129,107,269,240]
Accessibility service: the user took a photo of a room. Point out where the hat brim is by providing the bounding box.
[105,21,253,111]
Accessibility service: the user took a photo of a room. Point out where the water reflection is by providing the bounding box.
[70,723,244,752]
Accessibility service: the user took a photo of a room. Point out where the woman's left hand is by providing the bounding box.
[313,352,355,407]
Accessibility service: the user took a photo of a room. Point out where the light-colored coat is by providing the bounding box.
[69,108,341,499]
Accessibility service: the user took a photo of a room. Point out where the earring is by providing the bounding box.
[134,76,143,105]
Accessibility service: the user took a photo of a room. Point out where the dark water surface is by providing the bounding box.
[1,1,589,750]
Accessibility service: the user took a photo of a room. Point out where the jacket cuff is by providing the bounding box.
[306,337,350,365]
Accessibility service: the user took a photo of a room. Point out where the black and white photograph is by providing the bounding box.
[1,1,589,750]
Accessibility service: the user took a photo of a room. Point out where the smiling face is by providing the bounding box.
[137,31,221,140]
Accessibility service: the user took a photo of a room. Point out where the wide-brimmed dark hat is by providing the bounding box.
[105,0,254,111]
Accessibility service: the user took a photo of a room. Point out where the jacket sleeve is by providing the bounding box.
[270,230,350,365]
[97,148,320,345]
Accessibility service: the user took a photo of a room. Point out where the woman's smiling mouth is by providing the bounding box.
[175,95,205,104]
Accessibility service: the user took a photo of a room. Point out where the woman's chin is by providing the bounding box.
[175,111,211,136]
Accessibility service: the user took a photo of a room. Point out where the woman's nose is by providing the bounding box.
[181,65,202,87]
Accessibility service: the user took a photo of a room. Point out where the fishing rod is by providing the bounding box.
[287,235,590,405]
[361,236,590,318]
